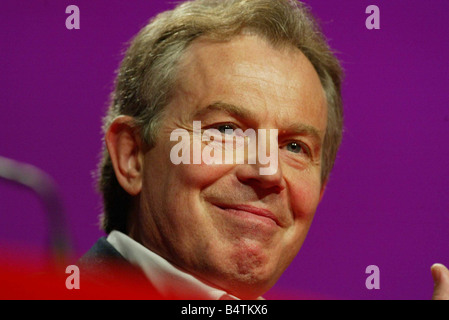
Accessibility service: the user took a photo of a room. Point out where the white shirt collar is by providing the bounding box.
[106,230,238,300]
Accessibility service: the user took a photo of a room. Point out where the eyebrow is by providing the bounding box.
[192,101,254,120]
[285,123,323,144]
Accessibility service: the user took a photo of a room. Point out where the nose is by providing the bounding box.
[234,128,284,192]
[235,161,285,193]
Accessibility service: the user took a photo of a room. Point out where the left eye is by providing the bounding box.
[286,142,303,154]
[216,124,235,134]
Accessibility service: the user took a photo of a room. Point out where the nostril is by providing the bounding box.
[236,177,284,198]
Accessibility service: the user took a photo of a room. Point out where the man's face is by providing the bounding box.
[132,34,327,298]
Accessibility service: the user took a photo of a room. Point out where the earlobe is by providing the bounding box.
[105,116,143,196]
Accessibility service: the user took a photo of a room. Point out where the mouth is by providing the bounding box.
[214,203,281,227]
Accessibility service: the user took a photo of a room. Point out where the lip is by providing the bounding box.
[214,203,280,227]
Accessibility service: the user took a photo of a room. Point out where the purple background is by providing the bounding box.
[1,0,448,299]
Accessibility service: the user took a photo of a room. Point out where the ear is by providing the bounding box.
[319,179,327,202]
[105,116,143,196]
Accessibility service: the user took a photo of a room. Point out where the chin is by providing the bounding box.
[225,273,278,299]
[213,258,281,299]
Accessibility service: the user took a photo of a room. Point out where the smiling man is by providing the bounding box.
[78,0,449,300]
[119,33,328,299]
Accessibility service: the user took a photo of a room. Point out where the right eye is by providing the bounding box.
[286,142,303,154]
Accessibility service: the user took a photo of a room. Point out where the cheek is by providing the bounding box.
[277,177,322,267]
[288,175,322,221]
[162,132,235,187]
[177,162,234,188]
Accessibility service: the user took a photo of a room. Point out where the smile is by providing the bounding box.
[214,203,281,227]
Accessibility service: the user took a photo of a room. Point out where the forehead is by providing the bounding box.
[171,34,327,133]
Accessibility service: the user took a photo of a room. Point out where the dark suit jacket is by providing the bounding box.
[78,237,163,299]
[78,237,129,275]
[79,237,220,299]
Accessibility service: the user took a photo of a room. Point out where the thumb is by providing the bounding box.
[431,263,449,300]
